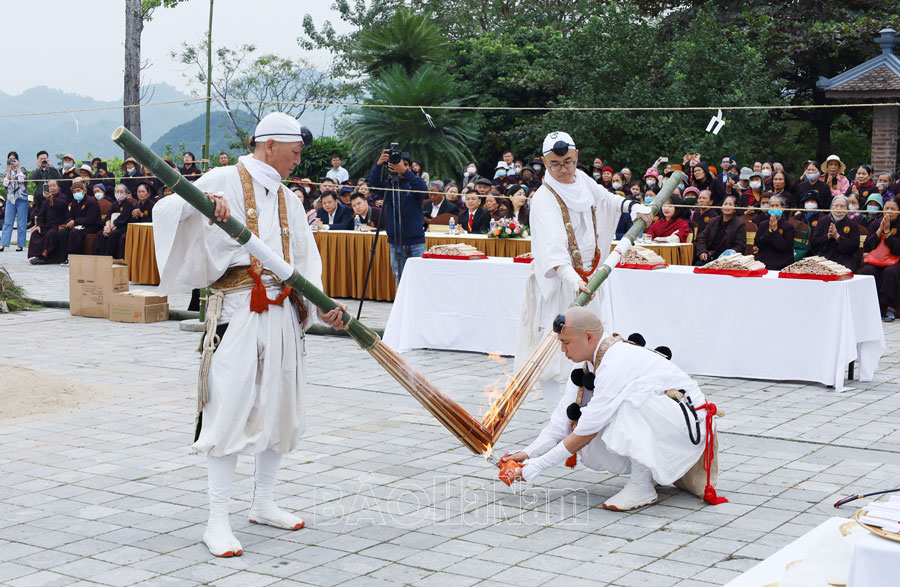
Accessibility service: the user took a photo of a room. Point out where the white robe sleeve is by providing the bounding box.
[590,182,625,264]
[282,187,326,329]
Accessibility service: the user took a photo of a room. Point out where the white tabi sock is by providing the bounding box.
[603,459,658,511]
[204,454,243,557]
[249,449,305,530]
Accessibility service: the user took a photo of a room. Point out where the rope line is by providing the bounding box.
[0,97,898,119]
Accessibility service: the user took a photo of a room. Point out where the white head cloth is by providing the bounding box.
[252,112,306,143]
[540,131,592,212]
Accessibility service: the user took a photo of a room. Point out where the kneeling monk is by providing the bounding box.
[500,307,722,511]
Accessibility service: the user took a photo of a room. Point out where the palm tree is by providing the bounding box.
[356,7,450,76]
[343,64,478,180]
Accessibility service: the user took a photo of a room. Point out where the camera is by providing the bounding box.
[388,143,402,166]
[7,158,15,166]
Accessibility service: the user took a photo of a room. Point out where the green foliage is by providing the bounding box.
[357,7,450,76]
[343,64,479,180]
[293,137,352,181]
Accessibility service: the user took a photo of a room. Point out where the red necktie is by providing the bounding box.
[469,213,474,231]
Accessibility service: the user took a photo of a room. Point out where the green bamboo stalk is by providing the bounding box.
[110,126,379,349]
[571,171,684,308]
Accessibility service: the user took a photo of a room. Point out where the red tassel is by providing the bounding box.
[249,268,268,313]
[704,484,728,505]
[695,402,728,505]
[565,454,577,468]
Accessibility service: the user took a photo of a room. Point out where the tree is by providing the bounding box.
[356,7,450,76]
[292,137,352,180]
[172,42,342,146]
[124,0,185,141]
[342,64,479,179]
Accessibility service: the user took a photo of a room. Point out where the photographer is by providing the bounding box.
[368,146,428,283]
[29,150,61,220]
[1,152,28,252]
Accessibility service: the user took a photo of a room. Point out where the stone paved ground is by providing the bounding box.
[2,246,900,586]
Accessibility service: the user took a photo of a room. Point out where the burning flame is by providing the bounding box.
[487,353,506,364]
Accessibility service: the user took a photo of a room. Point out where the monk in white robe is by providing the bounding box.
[515,132,651,406]
[502,307,710,511]
[153,112,345,557]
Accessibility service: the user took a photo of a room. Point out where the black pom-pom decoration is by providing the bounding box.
[583,372,596,390]
[570,369,584,387]
[567,403,582,421]
[628,333,646,347]
[655,346,673,360]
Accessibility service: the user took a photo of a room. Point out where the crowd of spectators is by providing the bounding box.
[4,145,900,320]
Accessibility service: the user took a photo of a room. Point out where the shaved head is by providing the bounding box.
[564,307,604,332]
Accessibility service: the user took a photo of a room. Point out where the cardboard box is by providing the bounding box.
[69,255,130,318]
[109,291,169,324]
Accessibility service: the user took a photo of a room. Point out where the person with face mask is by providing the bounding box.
[643,167,661,194]
[462,162,479,186]
[28,180,69,263]
[58,180,102,266]
[794,160,831,210]
[94,184,136,257]
[742,170,766,210]
[58,154,79,198]
[121,157,143,196]
[809,195,860,272]
[754,195,795,270]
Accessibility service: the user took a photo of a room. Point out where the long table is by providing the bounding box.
[312,230,532,301]
[383,260,885,390]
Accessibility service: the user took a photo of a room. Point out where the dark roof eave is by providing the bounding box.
[824,90,900,99]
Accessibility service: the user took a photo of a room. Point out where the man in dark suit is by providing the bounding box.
[314,192,353,230]
[350,191,381,230]
[422,180,457,220]
[458,192,491,234]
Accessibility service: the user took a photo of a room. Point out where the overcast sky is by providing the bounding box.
[1,0,352,101]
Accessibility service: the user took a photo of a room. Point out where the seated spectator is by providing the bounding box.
[218,152,230,167]
[770,170,793,206]
[681,185,699,207]
[694,194,746,264]
[610,172,625,194]
[444,183,461,212]
[484,194,506,220]
[458,192,491,234]
[746,192,771,225]
[809,195,860,272]
[600,166,614,190]
[761,161,774,190]
[505,184,530,226]
[794,191,825,224]
[643,168,660,194]
[77,164,94,187]
[59,154,79,198]
[313,191,353,230]
[848,165,878,202]
[877,172,896,199]
[690,188,721,232]
[590,157,604,182]
[350,191,381,231]
[621,167,632,184]
[179,152,203,182]
[423,180,456,219]
[647,194,690,243]
[92,184,113,219]
[847,194,865,226]
[121,157,142,196]
[474,177,492,197]
[59,182,102,266]
[94,184,136,258]
[860,198,900,321]
[28,180,69,264]
[338,185,354,207]
[627,181,643,200]
[794,160,831,209]
[823,154,850,198]
[742,170,765,209]
[754,194,795,270]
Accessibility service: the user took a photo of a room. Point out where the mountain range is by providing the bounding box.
[0,83,335,165]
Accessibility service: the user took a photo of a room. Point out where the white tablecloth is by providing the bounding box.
[607,266,884,391]
[383,257,530,355]
[383,261,885,389]
[848,531,900,586]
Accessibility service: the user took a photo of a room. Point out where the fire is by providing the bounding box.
[481,372,517,432]
[487,353,506,364]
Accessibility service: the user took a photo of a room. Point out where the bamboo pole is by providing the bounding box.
[111,126,491,455]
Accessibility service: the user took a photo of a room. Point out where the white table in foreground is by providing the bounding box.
[383,257,529,355]
[607,266,885,390]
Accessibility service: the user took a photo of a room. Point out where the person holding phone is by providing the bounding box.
[1,152,28,252]
[28,150,61,221]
